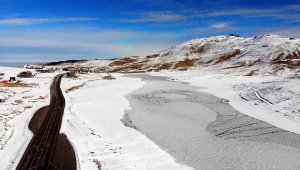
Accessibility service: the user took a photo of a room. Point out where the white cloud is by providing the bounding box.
[0,17,97,25]
[0,28,180,60]
[121,12,187,23]
[210,22,230,29]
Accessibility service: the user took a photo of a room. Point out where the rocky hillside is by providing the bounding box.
[107,34,300,75]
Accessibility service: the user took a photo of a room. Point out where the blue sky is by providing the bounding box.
[0,0,300,62]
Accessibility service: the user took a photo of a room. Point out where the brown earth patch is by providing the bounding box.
[109,57,138,67]
[24,106,32,109]
[0,81,37,87]
[110,63,145,73]
[272,50,300,62]
[174,58,195,70]
[272,59,300,70]
[223,61,246,69]
[15,100,24,104]
[248,59,261,67]
[189,43,211,55]
[66,83,86,93]
[245,70,258,76]
[155,62,174,71]
[214,49,241,64]
[35,96,46,100]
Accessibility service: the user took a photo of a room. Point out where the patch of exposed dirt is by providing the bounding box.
[214,49,241,64]
[273,50,300,62]
[245,70,258,76]
[35,95,47,100]
[24,106,32,109]
[109,57,138,67]
[174,58,195,70]
[15,100,24,104]
[93,159,103,170]
[223,61,246,69]
[272,59,300,69]
[155,62,174,71]
[0,81,37,87]
[248,59,261,67]
[110,62,146,73]
[65,83,86,93]
[188,43,211,56]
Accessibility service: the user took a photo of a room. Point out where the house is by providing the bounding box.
[9,77,16,82]
[69,68,81,74]
[103,73,116,80]
[34,65,44,70]
[17,71,34,78]
[36,69,55,73]
[66,71,77,78]
[25,65,44,69]
[0,73,4,80]
[0,94,5,103]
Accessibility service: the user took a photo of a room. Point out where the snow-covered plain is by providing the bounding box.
[0,67,59,169]
[1,56,300,169]
[61,73,192,169]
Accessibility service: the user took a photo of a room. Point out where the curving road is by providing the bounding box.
[17,74,66,170]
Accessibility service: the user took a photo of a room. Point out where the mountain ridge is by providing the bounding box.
[107,34,300,75]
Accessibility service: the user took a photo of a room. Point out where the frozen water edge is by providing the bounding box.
[124,74,300,169]
[150,71,300,135]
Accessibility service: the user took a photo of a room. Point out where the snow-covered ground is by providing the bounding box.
[150,70,300,135]
[1,63,300,169]
[61,73,191,169]
[0,67,60,169]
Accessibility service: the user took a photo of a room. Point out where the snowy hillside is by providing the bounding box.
[108,34,300,75]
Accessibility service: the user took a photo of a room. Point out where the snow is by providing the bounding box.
[61,73,192,169]
[0,67,60,169]
[78,60,112,68]
[0,34,299,169]
[123,74,300,169]
[150,70,300,135]
[146,34,300,75]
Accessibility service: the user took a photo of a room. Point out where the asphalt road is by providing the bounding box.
[17,74,67,170]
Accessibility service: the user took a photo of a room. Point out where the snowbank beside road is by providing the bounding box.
[61,73,192,170]
[150,71,300,135]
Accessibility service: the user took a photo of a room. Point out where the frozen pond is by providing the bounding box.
[123,74,300,170]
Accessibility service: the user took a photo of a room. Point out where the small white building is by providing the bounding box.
[0,73,4,80]
[25,65,44,69]
[0,94,5,103]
